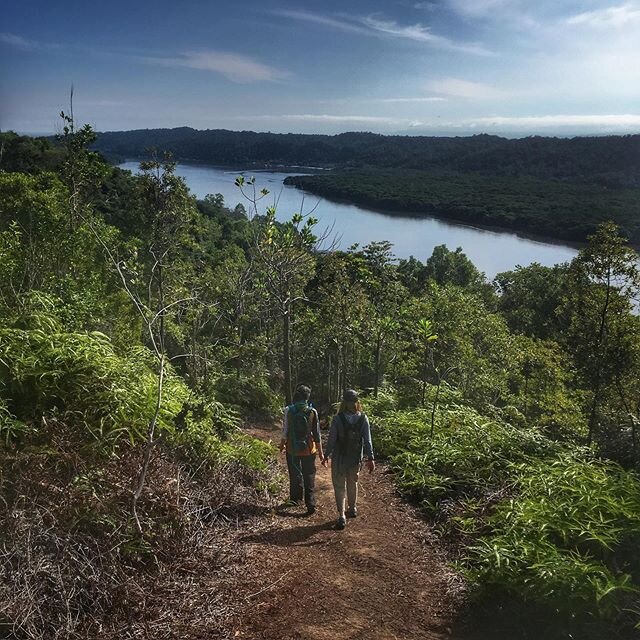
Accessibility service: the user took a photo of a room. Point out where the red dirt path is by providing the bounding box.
[230,423,475,640]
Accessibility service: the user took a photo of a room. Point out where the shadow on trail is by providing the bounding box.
[273,503,310,519]
[242,521,332,547]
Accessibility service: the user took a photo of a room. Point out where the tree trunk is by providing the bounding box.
[421,346,429,407]
[588,267,612,444]
[283,305,292,404]
[430,376,441,438]
[133,352,165,534]
[327,352,332,407]
[236,326,243,381]
[374,330,382,398]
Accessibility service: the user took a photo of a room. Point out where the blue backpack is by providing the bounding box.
[288,404,314,454]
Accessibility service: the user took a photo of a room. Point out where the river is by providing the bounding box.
[119,162,578,278]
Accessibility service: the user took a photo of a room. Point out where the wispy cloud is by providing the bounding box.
[248,114,409,125]
[567,3,640,28]
[472,113,640,130]
[236,112,640,134]
[444,0,514,19]
[441,0,541,31]
[140,50,290,83]
[272,10,369,35]
[309,96,446,106]
[0,32,39,50]
[445,0,523,18]
[361,16,492,55]
[0,34,289,84]
[414,2,438,11]
[272,9,492,55]
[374,96,446,103]
[427,77,508,99]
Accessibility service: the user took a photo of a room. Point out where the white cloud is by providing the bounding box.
[375,96,447,103]
[444,0,514,18]
[0,32,38,50]
[306,96,446,106]
[271,10,368,34]
[441,0,543,32]
[234,112,640,134]
[249,114,408,125]
[272,9,492,55]
[567,3,640,28]
[428,77,508,99]
[472,113,640,130]
[414,2,438,10]
[360,16,492,54]
[141,50,290,83]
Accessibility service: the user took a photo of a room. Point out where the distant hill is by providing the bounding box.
[93,127,640,187]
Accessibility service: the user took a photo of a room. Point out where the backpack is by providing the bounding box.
[337,412,365,459]
[288,404,314,454]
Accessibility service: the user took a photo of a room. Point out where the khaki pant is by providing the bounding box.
[331,463,360,514]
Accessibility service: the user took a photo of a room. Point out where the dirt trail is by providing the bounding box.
[233,423,475,640]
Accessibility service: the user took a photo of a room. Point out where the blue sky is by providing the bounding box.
[1,0,639,136]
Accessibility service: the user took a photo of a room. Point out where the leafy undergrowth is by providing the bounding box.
[0,325,278,639]
[368,389,640,637]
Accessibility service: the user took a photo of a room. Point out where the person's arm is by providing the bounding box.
[312,409,323,459]
[279,407,289,452]
[362,414,375,473]
[323,416,338,464]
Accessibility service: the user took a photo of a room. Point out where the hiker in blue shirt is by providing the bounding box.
[322,389,375,530]
[279,384,323,515]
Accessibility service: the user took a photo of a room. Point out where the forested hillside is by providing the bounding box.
[2,126,640,639]
[92,128,640,187]
[92,127,640,245]
[284,171,640,244]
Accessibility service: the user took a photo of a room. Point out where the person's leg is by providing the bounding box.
[331,463,347,529]
[301,454,317,511]
[286,453,303,503]
[346,465,360,515]
[331,464,347,515]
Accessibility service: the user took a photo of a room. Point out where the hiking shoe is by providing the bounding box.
[347,506,358,518]
[336,515,346,530]
[305,505,316,516]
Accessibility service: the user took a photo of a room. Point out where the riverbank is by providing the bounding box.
[115,157,331,175]
[284,171,640,248]
[284,179,586,252]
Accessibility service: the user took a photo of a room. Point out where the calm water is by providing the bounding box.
[119,161,578,278]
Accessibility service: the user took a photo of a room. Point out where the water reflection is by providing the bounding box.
[119,162,578,278]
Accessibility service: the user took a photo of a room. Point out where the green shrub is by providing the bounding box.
[375,403,558,511]
[214,374,282,419]
[0,327,161,447]
[465,454,640,622]
[370,391,640,627]
[364,388,398,416]
[0,326,275,474]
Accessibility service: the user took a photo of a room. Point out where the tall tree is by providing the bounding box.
[563,222,640,445]
[248,201,317,404]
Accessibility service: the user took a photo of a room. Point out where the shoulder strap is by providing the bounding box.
[304,407,313,435]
